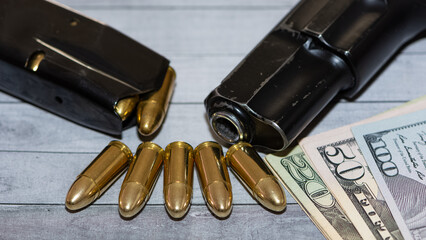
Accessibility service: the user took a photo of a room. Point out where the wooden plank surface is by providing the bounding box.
[59,0,299,7]
[0,205,323,240]
[0,0,425,239]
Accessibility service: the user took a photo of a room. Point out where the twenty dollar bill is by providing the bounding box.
[265,146,362,240]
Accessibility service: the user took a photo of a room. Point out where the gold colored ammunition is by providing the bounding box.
[25,51,45,72]
[164,141,194,218]
[137,66,176,136]
[226,142,286,212]
[194,141,232,218]
[114,95,140,121]
[118,142,164,218]
[65,141,132,211]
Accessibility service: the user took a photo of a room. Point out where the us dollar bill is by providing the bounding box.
[352,109,426,240]
[265,146,362,240]
[301,134,403,240]
[298,97,426,240]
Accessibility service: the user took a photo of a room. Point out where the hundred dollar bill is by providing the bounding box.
[265,146,362,240]
[301,134,403,239]
[352,109,426,240]
[298,97,426,240]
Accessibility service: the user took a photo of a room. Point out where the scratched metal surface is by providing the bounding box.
[0,0,424,239]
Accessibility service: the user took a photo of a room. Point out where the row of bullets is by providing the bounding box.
[65,140,286,219]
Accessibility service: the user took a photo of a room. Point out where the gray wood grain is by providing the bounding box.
[59,0,298,7]
[0,204,324,240]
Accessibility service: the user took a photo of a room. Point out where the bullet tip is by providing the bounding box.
[164,183,192,219]
[114,95,139,121]
[65,176,98,211]
[254,177,286,212]
[118,182,149,218]
[204,181,232,218]
[137,101,164,136]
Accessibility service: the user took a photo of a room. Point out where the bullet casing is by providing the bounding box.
[164,141,194,218]
[114,95,140,121]
[65,141,132,211]
[137,66,176,136]
[194,141,232,218]
[226,142,286,212]
[25,51,45,72]
[119,142,164,218]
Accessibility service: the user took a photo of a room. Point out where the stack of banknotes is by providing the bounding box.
[265,96,426,240]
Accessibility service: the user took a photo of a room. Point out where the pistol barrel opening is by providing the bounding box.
[210,112,245,144]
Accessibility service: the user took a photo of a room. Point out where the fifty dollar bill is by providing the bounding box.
[299,96,426,239]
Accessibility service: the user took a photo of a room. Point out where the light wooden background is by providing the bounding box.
[1,0,425,239]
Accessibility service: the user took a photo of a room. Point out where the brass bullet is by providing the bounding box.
[137,66,176,136]
[194,141,232,218]
[114,95,140,121]
[164,141,194,218]
[226,142,286,212]
[25,51,45,72]
[118,142,164,218]
[65,141,132,211]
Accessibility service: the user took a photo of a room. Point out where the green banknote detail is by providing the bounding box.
[266,146,362,240]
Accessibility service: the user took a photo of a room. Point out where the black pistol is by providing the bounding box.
[0,0,170,135]
[205,0,426,152]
